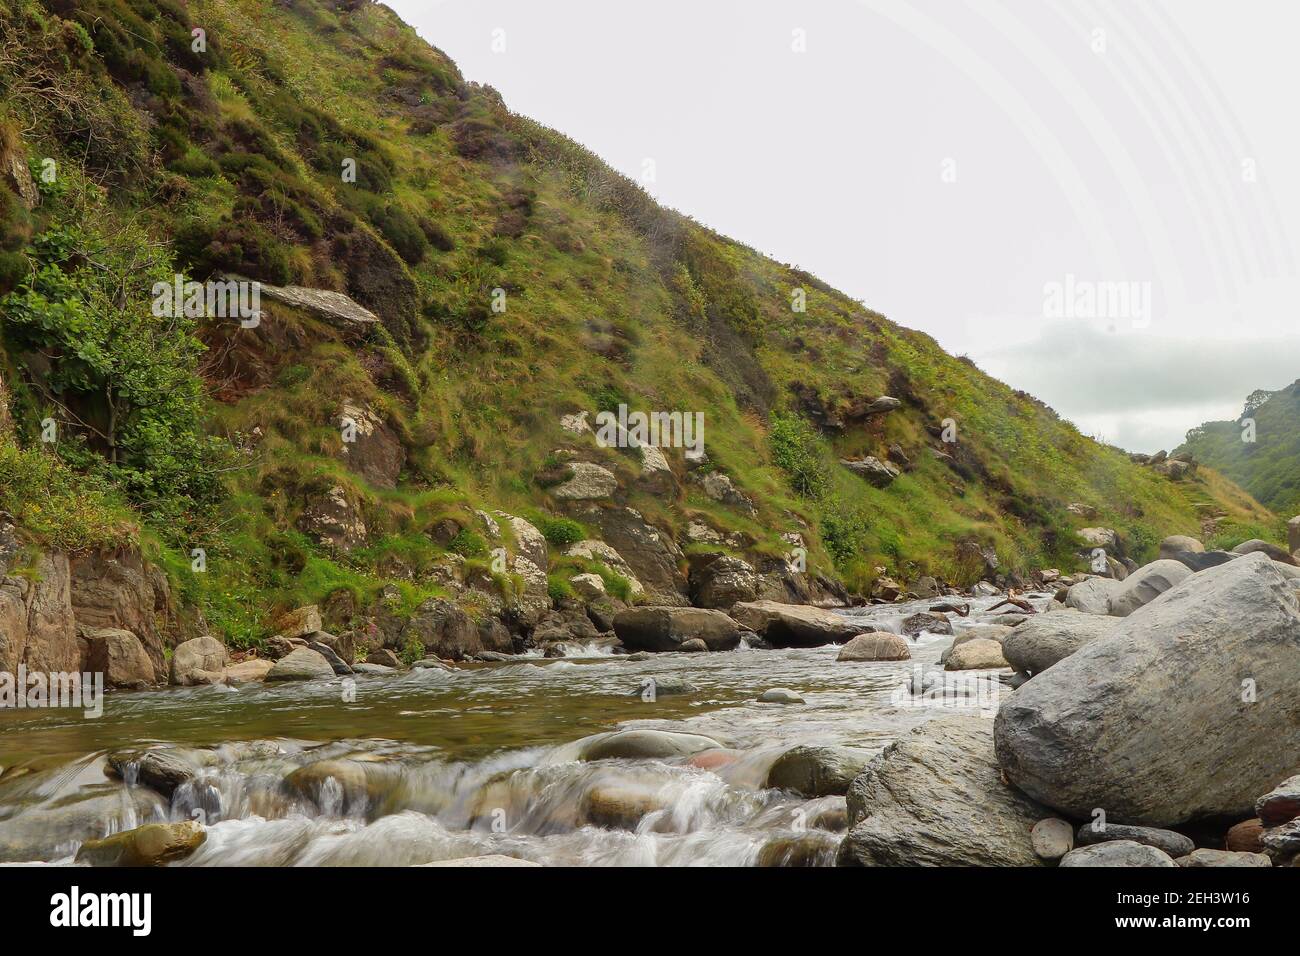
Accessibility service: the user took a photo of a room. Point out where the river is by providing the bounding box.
[0,594,1043,866]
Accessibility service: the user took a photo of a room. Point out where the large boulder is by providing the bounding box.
[401,598,493,660]
[1001,611,1117,676]
[169,636,228,686]
[767,745,874,797]
[837,632,910,662]
[552,462,618,501]
[1059,841,1176,867]
[83,628,156,688]
[569,506,687,604]
[838,716,1049,867]
[995,553,1300,826]
[264,646,336,682]
[944,638,1008,671]
[1159,535,1204,559]
[338,400,405,489]
[1232,538,1298,566]
[1107,560,1193,617]
[1063,576,1122,614]
[1168,549,1238,572]
[731,600,866,647]
[612,606,744,652]
[840,456,900,487]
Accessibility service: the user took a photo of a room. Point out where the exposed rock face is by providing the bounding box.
[338,400,405,489]
[69,548,172,677]
[612,606,743,652]
[698,471,756,514]
[274,605,323,640]
[0,542,79,675]
[170,636,229,686]
[1177,849,1271,867]
[767,745,874,797]
[298,484,367,550]
[402,598,506,660]
[1256,774,1300,826]
[1107,560,1192,616]
[689,555,759,610]
[839,456,899,487]
[837,631,910,662]
[1232,538,1298,566]
[636,444,677,496]
[995,553,1300,826]
[571,506,687,604]
[243,278,379,338]
[1001,611,1117,675]
[552,461,618,500]
[565,539,644,597]
[731,600,866,647]
[839,716,1049,867]
[83,628,155,688]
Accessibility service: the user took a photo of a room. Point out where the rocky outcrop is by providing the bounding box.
[338,400,405,489]
[570,506,687,604]
[239,277,379,339]
[401,597,511,660]
[564,539,644,597]
[995,553,1300,826]
[69,548,172,676]
[82,628,155,688]
[840,456,899,487]
[298,484,367,550]
[838,716,1049,867]
[552,462,618,500]
[688,555,759,610]
[0,543,79,675]
[612,606,744,652]
[1106,559,1192,616]
[731,601,866,647]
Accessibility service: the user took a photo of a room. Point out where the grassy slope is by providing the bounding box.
[0,0,1277,645]
[1177,380,1300,519]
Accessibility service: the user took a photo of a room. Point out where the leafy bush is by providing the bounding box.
[447,528,488,558]
[0,443,136,551]
[399,633,425,666]
[820,506,870,567]
[769,411,829,498]
[538,516,585,547]
[547,574,574,603]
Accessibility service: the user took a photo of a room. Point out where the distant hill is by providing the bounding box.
[1177,380,1300,517]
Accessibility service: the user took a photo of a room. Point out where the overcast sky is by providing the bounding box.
[388,0,1300,452]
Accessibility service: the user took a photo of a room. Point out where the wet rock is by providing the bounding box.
[1059,841,1176,867]
[839,716,1049,867]
[1000,611,1117,676]
[1076,822,1194,857]
[901,611,951,638]
[351,662,396,674]
[552,462,618,500]
[628,677,696,699]
[82,627,155,688]
[419,855,541,867]
[107,749,195,797]
[338,400,405,489]
[75,821,205,867]
[264,647,335,682]
[767,746,873,797]
[274,605,322,640]
[306,639,353,675]
[731,600,866,647]
[689,555,760,610]
[1256,774,1300,826]
[170,636,229,686]
[840,456,899,487]
[1030,818,1074,861]
[756,833,839,867]
[1178,849,1271,867]
[284,759,374,811]
[944,638,1008,671]
[613,606,744,652]
[583,785,665,828]
[1107,559,1193,616]
[757,688,804,704]
[837,631,910,662]
[576,729,722,761]
[995,553,1300,826]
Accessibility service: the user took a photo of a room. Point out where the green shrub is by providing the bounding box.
[820,506,870,567]
[399,633,425,666]
[447,528,488,558]
[547,575,574,603]
[538,516,585,547]
[769,411,829,498]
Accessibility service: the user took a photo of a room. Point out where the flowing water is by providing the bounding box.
[0,594,1045,866]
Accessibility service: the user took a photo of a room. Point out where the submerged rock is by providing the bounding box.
[576,729,722,761]
[75,820,205,867]
[766,745,873,797]
[757,688,804,704]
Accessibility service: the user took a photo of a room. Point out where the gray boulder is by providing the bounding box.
[575,729,721,761]
[1000,611,1117,676]
[1107,559,1193,617]
[837,631,910,661]
[1256,774,1300,826]
[1233,538,1297,566]
[1159,535,1204,559]
[1059,841,1177,867]
[1076,822,1194,857]
[731,600,866,647]
[839,456,900,487]
[838,716,1049,867]
[265,647,336,682]
[169,636,228,686]
[1168,549,1238,572]
[1063,576,1122,614]
[1177,849,1271,867]
[995,553,1300,826]
[944,638,1008,671]
[612,606,744,652]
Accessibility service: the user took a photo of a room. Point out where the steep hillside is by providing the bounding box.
[1177,381,1300,519]
[0,0,1276,650]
